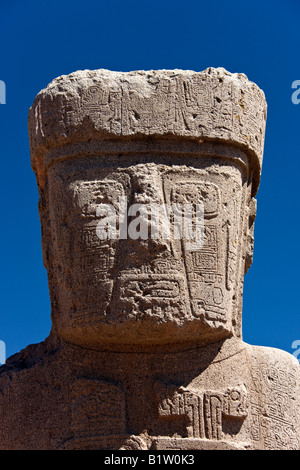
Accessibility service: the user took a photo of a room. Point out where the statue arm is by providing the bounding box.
[246,343,300,450]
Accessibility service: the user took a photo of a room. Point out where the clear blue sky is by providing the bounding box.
[0,0,299,361]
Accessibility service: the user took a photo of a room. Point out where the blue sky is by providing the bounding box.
[0,0,299,362]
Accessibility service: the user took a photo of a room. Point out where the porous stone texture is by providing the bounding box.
[0,68,299,450]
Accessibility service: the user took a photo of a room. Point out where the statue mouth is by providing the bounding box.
[106,273,191,321]
[118,275,183,300]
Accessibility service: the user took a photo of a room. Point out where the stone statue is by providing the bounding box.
[0,68,299,450]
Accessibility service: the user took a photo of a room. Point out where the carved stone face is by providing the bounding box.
[43,153,252,350]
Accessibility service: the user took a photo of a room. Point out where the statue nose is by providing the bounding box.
[125,166,172,255]
[130,165,164,206]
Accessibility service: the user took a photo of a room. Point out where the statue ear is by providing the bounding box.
[244,197,257,274]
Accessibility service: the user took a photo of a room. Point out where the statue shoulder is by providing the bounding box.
[244,342,300,375]
[0,335,61,449]
[0,333,60,397]
[243,342,300,449]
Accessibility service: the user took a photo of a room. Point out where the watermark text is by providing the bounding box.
[291,80,300,104]
[0,340,6,365]
[95,198,205,250]
[0,80,6,104]
[292,340,300,363]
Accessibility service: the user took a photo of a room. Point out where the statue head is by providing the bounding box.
[28,68,267,351]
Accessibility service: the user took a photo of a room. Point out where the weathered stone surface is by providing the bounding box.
[0,68,299,450]
[28,68,266,194]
